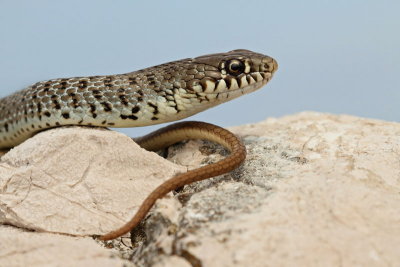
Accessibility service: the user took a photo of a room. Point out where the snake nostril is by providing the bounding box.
[262,58,278,73]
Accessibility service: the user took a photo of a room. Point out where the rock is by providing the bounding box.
[132,112,400,266]
[0,126,185,236]
[1,112,400,266]
[0,226,129,267]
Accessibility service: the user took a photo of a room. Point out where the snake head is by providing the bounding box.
[192,49,277,91]
[156,49,278,120]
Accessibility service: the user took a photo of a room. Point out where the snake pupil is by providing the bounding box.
[227,60,245,75]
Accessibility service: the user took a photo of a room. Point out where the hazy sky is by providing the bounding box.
[0,0,399,137]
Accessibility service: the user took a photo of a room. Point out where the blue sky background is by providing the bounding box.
[0,0,399,137]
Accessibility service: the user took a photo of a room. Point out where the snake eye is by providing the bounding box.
[226,59,245,75]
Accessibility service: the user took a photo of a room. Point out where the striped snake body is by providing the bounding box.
[0,49,278,240]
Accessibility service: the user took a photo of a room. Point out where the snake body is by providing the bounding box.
[0,49,277,240]
[100,121,247,240]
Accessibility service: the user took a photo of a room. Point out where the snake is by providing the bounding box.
[0,49,278,240]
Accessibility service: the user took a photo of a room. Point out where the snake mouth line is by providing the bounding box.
[201,74,271,97]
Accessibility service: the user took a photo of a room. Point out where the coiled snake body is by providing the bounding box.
[0,49,277,240]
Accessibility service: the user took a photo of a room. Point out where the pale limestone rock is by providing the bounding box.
[131,112,400,267]
[0,127,185,236]
[1,112,400,267]
[153,256,191,267]
[0,226,128,267]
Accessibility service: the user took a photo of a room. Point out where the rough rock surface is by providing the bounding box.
[1,112,400,266]
[0,225,129,267]
[0,127,185,236]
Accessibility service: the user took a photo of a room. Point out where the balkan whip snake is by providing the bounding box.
[0,49,278,240]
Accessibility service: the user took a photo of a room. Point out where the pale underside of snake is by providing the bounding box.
[0,49,277,240]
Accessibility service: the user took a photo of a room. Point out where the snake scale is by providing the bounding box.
[0,49,278,240]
